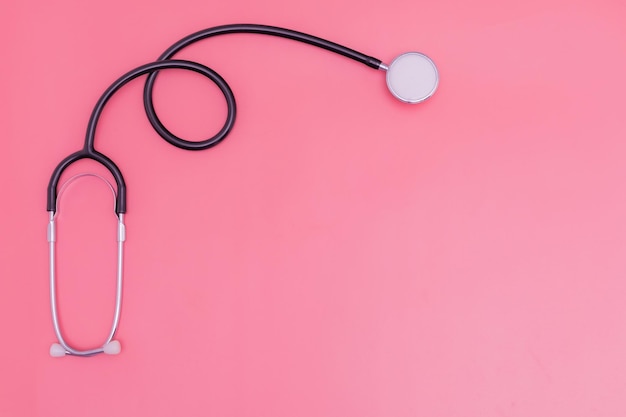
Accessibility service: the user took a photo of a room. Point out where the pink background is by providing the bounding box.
[2,0,626,416]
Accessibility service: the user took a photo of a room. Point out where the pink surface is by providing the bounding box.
[2,0,626,416]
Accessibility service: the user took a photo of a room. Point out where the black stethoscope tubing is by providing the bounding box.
[47,24,384,215]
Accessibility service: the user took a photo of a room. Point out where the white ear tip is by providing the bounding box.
[50,343,66,357]
[103,340,121,355]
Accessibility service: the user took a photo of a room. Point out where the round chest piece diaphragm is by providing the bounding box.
[386,52,439,104]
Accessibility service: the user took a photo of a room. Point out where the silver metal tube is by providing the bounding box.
[48,173,124,357]
[49,211,106,356]
[106,214,125,343]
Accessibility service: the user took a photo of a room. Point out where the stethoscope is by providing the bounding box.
[47,23,439,357]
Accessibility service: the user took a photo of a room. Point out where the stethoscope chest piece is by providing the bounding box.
[386,52,439,104]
